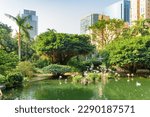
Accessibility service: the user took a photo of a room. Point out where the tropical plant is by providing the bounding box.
[16,61,35,78]
[72,75,83,83]
[68,55,102,73]
[43,64,72,77]
[131,17,150,36]
[5,14,32,61]
[0,74,6,84]
[34,29,94,64]
[0,49,18,75]
[86,72,100,83]
[90,18,124,49]
[0,22,17,53]
[105,36,150,73]
[6,72,23,88]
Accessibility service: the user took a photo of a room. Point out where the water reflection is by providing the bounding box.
[2,80,98,100]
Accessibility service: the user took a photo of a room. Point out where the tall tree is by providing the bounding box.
[90,18,124,50]
[5,14,32,61]
[105,36,150,73]
[34,29,94,65]
[0,22,17,53]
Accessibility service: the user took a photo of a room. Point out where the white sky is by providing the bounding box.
[0,0,119,35]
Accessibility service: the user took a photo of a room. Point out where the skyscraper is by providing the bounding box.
[105,0,130,23]
[130,0,140,22]
[80,14,99,34]
[130,0,150,23]
[80,14,109,34]
[140,0,150,19]
[22,9,38,39]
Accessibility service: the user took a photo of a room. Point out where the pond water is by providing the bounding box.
[2,79,99,100]
[2,77,150,100]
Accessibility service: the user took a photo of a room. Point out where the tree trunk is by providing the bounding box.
[18,29,21,61]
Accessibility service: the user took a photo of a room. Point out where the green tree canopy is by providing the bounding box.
[0,22,17,52]
[0,49,18,75]
[130,17,150,36]
[105,36,150,73]
[34,30,94,64]
[90,18,125,49]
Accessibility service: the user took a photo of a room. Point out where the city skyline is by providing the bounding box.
[105,0,130,23]
[0,0,119,35]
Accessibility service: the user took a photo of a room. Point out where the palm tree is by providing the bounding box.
[5,13,32,61]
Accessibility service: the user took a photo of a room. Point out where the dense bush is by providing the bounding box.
[16,61,34,78]
[0,74,6,84]
[43,64,72,77]
[0,50,18,75]
[6,72,23,88]
[105,36,150,73]
[34,59,50,68]
[68,57,102,72]
[72,75,83,83]
[86,73,100,83]
[72,73,101,84]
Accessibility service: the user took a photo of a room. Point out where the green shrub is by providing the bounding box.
[68,58,102,72]
[0,50,18,75]
[6,72,23,88]
[43,64,72,76]
[72,75,83,83]
[34,59,50,68]
[16,61,34,78]
[0,74,6,84]
[107,73,115,79]
[86,73,100,83]
[105,36,150,73]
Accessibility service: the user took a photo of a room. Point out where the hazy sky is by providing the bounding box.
[0,0,119,34]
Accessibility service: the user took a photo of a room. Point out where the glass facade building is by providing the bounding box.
[80,14,99,34]
[105,0,130,23]
[22,9,38,39]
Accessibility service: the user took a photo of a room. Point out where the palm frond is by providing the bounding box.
[5,13,18,21]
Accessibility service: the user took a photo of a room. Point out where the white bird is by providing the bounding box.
[59,75,62,79]
[136,82,141,87]
[127,73,130,77]
[131,73,134,77]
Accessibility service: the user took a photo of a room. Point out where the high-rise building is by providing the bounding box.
[22,9,38,39]
[130,0,150,23]
[80,14,99,34]
[130,0,140,22]
[105,0,130,23]
[80,14,109,34]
